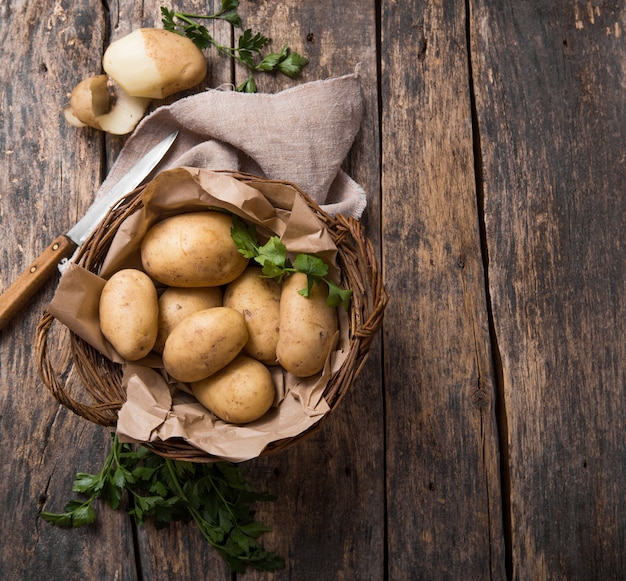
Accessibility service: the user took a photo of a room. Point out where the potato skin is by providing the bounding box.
[68,75,110,128]
[162,307,248,383]
[103,28,207,99]
[99,269,158,361]
[153,286,222,353]
[223,267,281,365]
[141,211,249,287]
[276,272,339,377]
[191,354,276,424]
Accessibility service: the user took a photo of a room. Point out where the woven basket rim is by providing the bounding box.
[36,170,388,462]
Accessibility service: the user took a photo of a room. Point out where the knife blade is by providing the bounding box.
[0,131,178,331]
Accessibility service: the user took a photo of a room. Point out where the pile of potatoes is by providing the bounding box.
[98,210,339,425]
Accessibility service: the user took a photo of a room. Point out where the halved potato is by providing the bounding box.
[103,28,207,99]
[64,75,151,135]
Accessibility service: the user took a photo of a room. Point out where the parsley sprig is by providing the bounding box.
[40,434,284,573]
[161,1,308,92]
[231,216,353,311]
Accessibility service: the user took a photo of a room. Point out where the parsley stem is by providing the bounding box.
[169,11,229,22]
[164,458,191,504]
[110,434,123,469]
[166,16,252,71]
[41,431,282,571]
[216,46,260,71]
[163,459,227,550]
[207,473,237,521]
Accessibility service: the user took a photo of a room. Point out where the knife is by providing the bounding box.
[0,131,178,330]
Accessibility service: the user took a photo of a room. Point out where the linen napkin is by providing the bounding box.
[98,70,367,218]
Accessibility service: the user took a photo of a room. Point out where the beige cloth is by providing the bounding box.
[99,71,367,218]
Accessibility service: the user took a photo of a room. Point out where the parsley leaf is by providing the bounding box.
[325,279,354,311]
[40,499,96,528]
[231,215,352,310]
[255,237,289,279]
[293,253,329,279]
[161,3,308,92]
[39,433,283,573]
[237,76,257,93]
[72,471,101,495]
[238,29,271,67]
[230,216,259,258]
[277,49,311,78]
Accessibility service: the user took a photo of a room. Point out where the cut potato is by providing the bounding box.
[103,28,207,99]
[64,75,151,135]
[64,28,206,134]
[63,107,86,128]
[66,75,111,127]
[95,86,151,135]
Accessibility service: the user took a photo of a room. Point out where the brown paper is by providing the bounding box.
[48,168,350,462]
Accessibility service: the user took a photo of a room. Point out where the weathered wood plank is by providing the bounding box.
[470,1,626,578]
[0,1,138,579]
[235,1,385,579]
[380,0,507,578]
[7,0,623,579]
[107,1,233,577]
[0,2,234,579]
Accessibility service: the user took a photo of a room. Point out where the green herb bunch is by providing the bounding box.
[161,0,308,92]
[231,215,353,311]
[40,434,284,573]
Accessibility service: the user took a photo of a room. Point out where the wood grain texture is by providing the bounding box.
[470,1,626,578]
[0,2,228,579]
[107,1,233,576]
[380,0,506,578]
[0,3,135,578]
[2,0,624,578]
[236,2,384,579]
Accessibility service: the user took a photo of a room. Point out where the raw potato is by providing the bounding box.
[103,28,207,99]
[162,307,248,383]
[64,75,151,135]
[153,286,223,353]
[191,355,276,424]
[141,211,249,287]
[66,75,111,127]
[276,272,339,377]
[65,28,206,135]
[99,269,159,361]
[224,267,281,365]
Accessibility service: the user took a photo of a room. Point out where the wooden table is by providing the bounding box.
[1,1,624,579]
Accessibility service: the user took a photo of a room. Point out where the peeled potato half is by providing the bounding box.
[103,28,207,99]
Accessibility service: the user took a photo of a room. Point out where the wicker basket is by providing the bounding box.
[35,172,388,462]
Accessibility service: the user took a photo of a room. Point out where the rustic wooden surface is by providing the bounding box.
[0,1,623,579]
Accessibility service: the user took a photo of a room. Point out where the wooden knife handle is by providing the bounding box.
[0,235,77,331]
